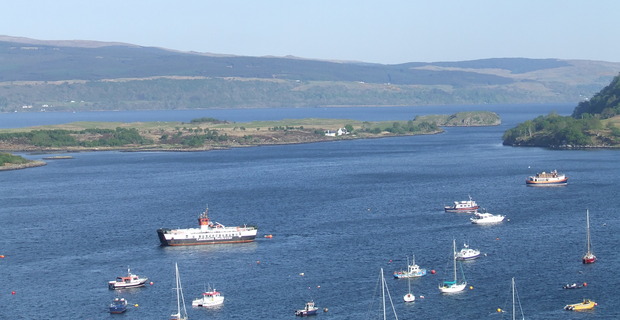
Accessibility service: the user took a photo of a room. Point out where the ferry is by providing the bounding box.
[444,195,479,213]
[157,207,257,246]
[526,170,568,185]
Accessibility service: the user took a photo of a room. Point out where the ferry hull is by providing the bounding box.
[157,229,257,246]
[525,179,568,185]
[444,206,479,213]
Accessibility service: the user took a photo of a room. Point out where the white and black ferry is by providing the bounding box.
[157,207,257,246]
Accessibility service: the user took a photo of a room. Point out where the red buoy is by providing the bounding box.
[430,269,436,274]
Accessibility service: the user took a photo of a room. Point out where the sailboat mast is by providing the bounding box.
[512,277,516,320]
[175,263,181,316]
[381,268,386,320]
[452,239,457,282]
[586,209,591,254]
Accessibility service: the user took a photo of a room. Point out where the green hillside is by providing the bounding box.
[503,73,620,148]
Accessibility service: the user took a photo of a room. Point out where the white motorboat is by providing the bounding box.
[455,243,481,261]
[470,212,505,224]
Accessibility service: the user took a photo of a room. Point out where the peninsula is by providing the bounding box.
[0,111,499,159]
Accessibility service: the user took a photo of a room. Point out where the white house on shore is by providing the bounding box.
[325,128,349,137]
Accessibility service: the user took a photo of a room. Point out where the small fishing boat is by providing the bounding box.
[109,297,128,314]
[470,211,505,224]
[525,169,568,186]
[108,268,148,289]
[564,299,597,311]
[295,301,319,317]
[393,255,427,279]
[582,209,596,264]
[455,243,481,261]
[192,286,224,308]
[444,195,479,213]
[170,263,188,320]
[439,240,467,293]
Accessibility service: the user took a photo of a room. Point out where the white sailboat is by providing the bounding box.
[498,277,525,320]
[170,263,188,320]
[438,239,467,293]
[403,277,415,302]
[378,268,399,320]
[582,209,596,264]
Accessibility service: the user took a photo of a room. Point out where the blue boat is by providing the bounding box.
[109,298,128,314]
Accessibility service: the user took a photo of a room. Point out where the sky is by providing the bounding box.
[2,0,618,64]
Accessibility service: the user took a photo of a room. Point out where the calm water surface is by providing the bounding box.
[1,104,618,319]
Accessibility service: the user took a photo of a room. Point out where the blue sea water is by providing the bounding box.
[0,104,618,319]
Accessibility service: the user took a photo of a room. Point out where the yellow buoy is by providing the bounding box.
[134,304,139,307]
[469,286,474,290]
[497,308,502,313]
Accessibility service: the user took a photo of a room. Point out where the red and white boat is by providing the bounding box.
[525,170,568,186]
[192,286,224,308]
[582,209,596,264]
[444,195,479,213]
[108,268,148,289]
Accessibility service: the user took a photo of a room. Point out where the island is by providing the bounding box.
[0,111,500,167]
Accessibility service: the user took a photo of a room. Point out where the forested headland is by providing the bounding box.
[502,73,620,148]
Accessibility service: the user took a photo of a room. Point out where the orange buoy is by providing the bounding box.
[264,234,273,238]
[0,255,5,258]
[430,269,436,274]
[583,282,588,287]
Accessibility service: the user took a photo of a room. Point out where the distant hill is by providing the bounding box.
[1,35,620,111]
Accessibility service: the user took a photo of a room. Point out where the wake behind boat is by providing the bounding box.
[157,207,257,246]
[525,170,568,186]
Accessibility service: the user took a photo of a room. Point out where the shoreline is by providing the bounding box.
[0,160,47,171]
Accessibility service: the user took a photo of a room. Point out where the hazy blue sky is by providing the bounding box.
[2,0,618,64]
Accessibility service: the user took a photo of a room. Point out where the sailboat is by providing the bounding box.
[170,263,188,320]
[502,277,525,320]
[438,239,467,293]
[403,277,415,302]
[582,209,596,264]
[377,268,399,320]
